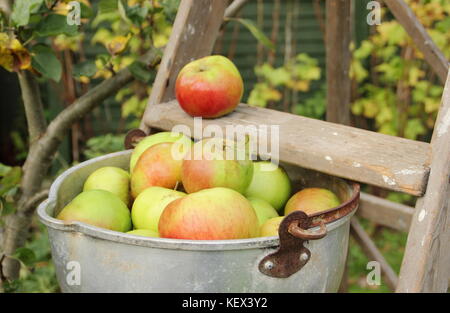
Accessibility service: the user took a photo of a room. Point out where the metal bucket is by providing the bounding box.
[38,150,359,293]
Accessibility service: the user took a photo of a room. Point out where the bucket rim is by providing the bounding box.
[37,150,358,251]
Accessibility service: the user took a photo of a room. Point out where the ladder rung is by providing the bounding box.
[143,101,431,196]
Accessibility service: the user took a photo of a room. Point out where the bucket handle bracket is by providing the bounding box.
[258,210,327,278]
[124,129,147,150]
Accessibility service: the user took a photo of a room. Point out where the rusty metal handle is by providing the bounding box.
[124,129,147,149]
[258,211,329,278]
[288,220,327,240]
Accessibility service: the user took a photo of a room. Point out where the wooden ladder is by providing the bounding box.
[137,0,450,292]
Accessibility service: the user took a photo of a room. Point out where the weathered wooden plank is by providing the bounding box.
[140,0,227,133]
[397,71,450,292]
[358,192,414,232]
[143,101,431,196]
[326,0,352,125]
[350,217,399,291]
[383,0,449,84]
[325,1,352,292]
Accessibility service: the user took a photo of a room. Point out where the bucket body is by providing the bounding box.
[38,151,358,293]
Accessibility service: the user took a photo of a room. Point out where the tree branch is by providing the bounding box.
[23,189,49,213]
[224,0,248,19]
[221,0,250,29]
[0,0,13,16]
[18,71,47,143]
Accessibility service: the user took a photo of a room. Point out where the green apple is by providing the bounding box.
[129,131,192,173]
[181,137,253,194]
[159,187,259,240]
[284,188,340,216]
[244,161,291,211]
[126,229,160,237]
[259,216,284,237]
[57,190,131,232]
[247,197,279,226]
[83,166,130,206]
[131,186,186,232]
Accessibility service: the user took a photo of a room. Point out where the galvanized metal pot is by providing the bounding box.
[38,151,359,293]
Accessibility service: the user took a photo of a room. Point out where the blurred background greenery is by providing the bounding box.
[0,0,448,292]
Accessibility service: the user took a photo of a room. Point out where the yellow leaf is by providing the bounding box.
[107,34,131,56]
[376,21,407,46]
[92,29,113,46]
[424,98,440,114]
[363,100,379,118]
[53,33,85,51]
[93,68,112,79]
[77,76,90,84]
[55,0,91,15]
[111,55,134,72]
[291,80,310,92]
[153,26,172,48]
[0,33,31,72]
[268,88,282,101]
[378,123,397,136]
[408,66,424,86]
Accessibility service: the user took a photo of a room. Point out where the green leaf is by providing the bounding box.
[118,0,132,24]
[72,60,97,78]
[31,45,62,82]
[118,0,149,26]
[0,198,16,216]
[351,99,364,116]
[96,54,112,67]
[149,7,164,15]
[11,0,44,26]
[128,61,155,83]
[424,97,440,114]
[268,67,290,86]
[225,18,275,51]
[35,14,78,37]
[429,85,443,97]
[161,0,180,21]
[0,166,21,196]
[351,59,369,82]
[354,40,374,60]
[0,163,12,177]
[84,134,126,159]
[405,118,426,140]
[247,83,281,107]
[436,17,450,33]
[12,247,36,267]
[80,2,94,19]
[255,64,290,86]
[98,0,118,14]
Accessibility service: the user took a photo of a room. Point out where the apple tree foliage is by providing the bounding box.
[351,0,449,204]
[0,0,178,130]
[350,0,449,141]
[247,53,324,118]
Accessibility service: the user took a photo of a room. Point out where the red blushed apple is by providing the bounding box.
[158,187,259,240]
[181,138,253,194]
[130,142,184,198]
[175,55,244,118]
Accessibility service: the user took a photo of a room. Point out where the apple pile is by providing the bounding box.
[57,131,341,240]
[57,56,341,239]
